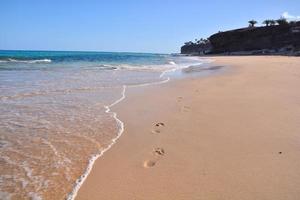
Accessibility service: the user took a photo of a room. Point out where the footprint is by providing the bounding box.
[153,147,165,156]
[152,129,161,134]
[143,148,166,168]
[151,122,165,134]
[155,122,165,127]
[181,105,191,112]
[177,96,183,102]
[143,160,156,168]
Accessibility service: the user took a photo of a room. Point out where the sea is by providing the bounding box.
[0,50,210,200]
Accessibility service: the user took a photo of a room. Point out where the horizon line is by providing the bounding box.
[0,49,173,55]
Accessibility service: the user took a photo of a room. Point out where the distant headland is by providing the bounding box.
[181,18,300,56]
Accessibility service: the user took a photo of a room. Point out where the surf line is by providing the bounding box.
[67,85,126,200]
[67,69,172,200]
[67,59,195,199]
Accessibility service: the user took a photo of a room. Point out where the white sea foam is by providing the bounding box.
[117,64,166,72]
[66,85,126,200]
[85,63,167,72]
[0,58,52,64]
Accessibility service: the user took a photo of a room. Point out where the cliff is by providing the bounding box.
[181,41,212,55]
[181,21,300,55]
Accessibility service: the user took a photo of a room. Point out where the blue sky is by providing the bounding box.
[1,0,300,53]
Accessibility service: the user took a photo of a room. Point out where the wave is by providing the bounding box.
[0,58,52,64]
[83,64,167,72]
[117,63,179,73]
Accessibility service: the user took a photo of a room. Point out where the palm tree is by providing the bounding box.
[248,20,257,27]
[184,41,194,46]
[276,18,288,26]
[263,20,271,26]
[269,20,276,26]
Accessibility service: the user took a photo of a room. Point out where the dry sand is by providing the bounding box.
[76,56,300,200]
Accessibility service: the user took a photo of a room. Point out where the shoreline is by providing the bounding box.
[68,58,213,200]
[66,85,126,200]
[76,56,300,200]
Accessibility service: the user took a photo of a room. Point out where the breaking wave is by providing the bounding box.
[0,58,52,64]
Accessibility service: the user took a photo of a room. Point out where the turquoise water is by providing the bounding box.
[0,50,170,70]
[0,50,166,63]
[0,50,204,200]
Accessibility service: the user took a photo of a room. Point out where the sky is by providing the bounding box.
[1,0,300,53]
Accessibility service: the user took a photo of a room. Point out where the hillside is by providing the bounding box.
[181,21,300,55]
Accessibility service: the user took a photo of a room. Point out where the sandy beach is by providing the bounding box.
[76,56,300,200]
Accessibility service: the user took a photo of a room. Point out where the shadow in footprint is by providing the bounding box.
[177,96,183,102]
[155,122,165,127]
[143,148,166,168]
[181,105,191,112]
[151,122,165,134]
[153,147,165,156]
[143,160,156,168]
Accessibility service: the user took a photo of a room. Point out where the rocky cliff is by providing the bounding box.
[181,21,300,55]
[181,42,212,55]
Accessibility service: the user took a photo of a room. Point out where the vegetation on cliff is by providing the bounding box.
[181,18,300,55]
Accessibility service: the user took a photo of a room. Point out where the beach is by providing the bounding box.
[0,51,205,199]
[76,56,300,200]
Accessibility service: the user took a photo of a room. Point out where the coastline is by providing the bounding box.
[66,85,126,200]
[67,57,195,200]
[75,56,300,200]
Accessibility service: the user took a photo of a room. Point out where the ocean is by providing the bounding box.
[0,50,207,200]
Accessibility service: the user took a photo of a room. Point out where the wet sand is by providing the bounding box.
[76,56,300,200]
